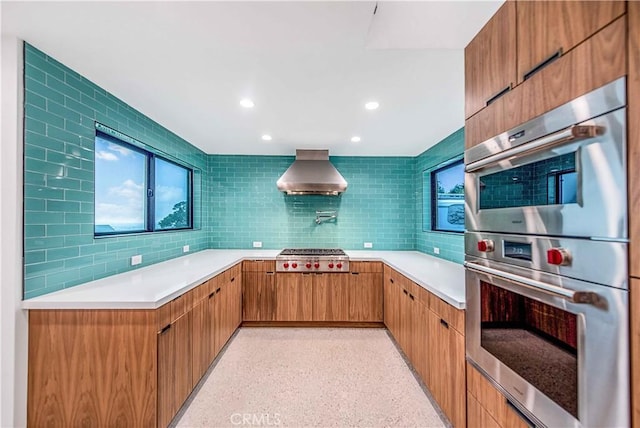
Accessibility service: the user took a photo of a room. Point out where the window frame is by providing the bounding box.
[430,158,465,234]
[94,130,194,237]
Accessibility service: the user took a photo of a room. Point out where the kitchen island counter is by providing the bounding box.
[22,249,464,310]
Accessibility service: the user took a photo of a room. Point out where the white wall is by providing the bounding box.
[1,35,28,427]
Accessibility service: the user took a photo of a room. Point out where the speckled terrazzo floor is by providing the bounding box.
[174,328,446,428]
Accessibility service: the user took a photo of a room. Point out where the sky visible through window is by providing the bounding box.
[155,158,189,229]
[95,135,146,233]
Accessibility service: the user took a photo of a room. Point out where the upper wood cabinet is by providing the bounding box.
[465,1,627,148]
[516,1,625,84]
[464,0,516,119]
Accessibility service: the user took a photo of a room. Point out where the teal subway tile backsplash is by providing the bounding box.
[415,128,465,264]
[208,155,416,250]
[23,43,209,298]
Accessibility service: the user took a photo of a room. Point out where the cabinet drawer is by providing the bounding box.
[243,260,276,272]
[429,294,464,334]
[350,261,383,273]
[171,291,192,321]
[516,0,625,84]
[157,302,172,332]
[467,363,530,428]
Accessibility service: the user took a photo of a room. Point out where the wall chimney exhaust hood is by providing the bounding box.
[276,149,347,195]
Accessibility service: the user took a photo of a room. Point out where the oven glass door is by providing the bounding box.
[480,280,578,417]
[478,152,577,210]
[466,262,629,428]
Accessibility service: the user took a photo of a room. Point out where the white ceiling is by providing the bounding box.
[2,1,502,156]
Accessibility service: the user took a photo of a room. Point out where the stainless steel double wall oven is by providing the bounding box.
[464,77,629,428]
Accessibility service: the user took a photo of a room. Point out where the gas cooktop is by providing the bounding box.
[276,248,349,272]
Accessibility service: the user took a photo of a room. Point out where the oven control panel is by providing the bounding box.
[465,231,627,289]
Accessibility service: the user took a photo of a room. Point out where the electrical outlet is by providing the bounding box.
[131,255,142,265]
[433,247,440,255]
[183,245,190,253]
[363,242,373,248]
[253,241,263,248]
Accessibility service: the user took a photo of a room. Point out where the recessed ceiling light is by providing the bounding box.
[240,99,255,108]
[261,134,272,141]
[351,136,361,143]
[365,101,379,110]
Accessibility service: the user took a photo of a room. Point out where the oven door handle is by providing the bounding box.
[465,261,602,306]
[465,125,603,172]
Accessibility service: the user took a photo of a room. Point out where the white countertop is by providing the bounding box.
[22,249,465,310]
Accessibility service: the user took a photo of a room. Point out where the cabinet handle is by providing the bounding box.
[523,49,562,81]
[216,287,221,293]
[160,324,171,334]
[485,84,512,106]
[440,319,449,329]
[505,399,535,427]
[266,271,275,276]
[409,293,414,301]
[390,278,394,284]
[208,292,215,299]
[230,277,235,282]
[403,289,408,295]
[351,272,360,275]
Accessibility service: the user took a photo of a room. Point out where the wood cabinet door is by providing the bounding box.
[348,272,383,321]
[464,0,516,119]
[516,0,625,84]
[229,268,242,329]
[191,298,209,387]
[312,273,349,321]
[157,324,176,428]
[399,286,414,361]
[173,313,193,410]
[275,273,313,321]
[467,393,501,428]
[242,271,276,321]
[383,272,399,336]
[412,301,430,389]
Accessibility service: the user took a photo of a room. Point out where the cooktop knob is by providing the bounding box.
[547,248,571,266]
[328,263,334,268]
[336,263,342,269]
[477,239,495,252]
[306,263,312,269]
[314,263,320,269]
[292,263,298,268]
[283,263,289,268]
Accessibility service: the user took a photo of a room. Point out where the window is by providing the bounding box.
[430,159,465,233]
[94,131,192,236]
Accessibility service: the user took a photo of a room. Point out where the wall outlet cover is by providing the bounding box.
[183,245,190,253]
[131,255,142,265]
[253,241,263,248]
[364,242,373,248]
[433,247,440,254]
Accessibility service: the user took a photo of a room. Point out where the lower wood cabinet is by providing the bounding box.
[383,265,466,428]
[313,272,349,321]
[28,263,243,428]
[242,260,276,321]
[348,261,383,321]
[275,273,314,321]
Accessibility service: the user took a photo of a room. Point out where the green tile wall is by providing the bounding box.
[415,128,465,263]
[208,155,416,249]
[23,43,209,298]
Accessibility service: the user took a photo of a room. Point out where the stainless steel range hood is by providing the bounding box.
[276,149,347,195]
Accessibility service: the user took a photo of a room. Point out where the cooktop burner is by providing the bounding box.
[279,248,346,256]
